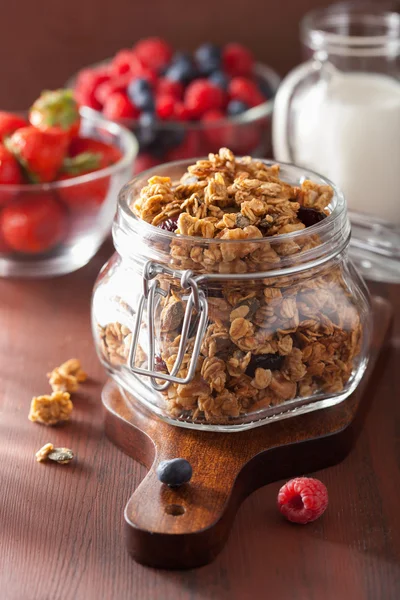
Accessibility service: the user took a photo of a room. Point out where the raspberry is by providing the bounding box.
[103,92,139,120]
[228,77,265,107]
[94,74,131,106]
[157,78,184,100]
[75,68,111,110]
[222,43,254,77]
[133,37,173,72]
[184,80,225,118]
[156,94,175,120]
[202,110,232,150]
[111,49,139,75]
[174,102,191,121]
[277,477,328,524]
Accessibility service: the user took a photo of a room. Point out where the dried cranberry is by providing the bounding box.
[245,353,284,377]
[154,355,167,372]
[297,207,326,228]
[158,216,179,232]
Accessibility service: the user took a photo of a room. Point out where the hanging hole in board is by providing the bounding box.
[164,504,185,516]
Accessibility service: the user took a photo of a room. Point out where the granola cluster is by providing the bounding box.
[29,392,73,426]
[97,149,363,424]
[133,147,333,274]
[47,358,87,393]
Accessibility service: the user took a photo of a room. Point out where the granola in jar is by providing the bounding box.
[93,149,370,428]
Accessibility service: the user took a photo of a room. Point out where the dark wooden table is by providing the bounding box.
[1,241,399,600]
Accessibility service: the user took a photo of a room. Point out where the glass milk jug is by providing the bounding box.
[273,2,400,283]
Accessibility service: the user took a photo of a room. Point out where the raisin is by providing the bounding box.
[297,207,326,228]
[158,216,179,232]
[245,353,284,377]
[154,355,167,372]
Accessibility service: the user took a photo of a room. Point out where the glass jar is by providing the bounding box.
[92,159,371,432]
[272,1,400,283]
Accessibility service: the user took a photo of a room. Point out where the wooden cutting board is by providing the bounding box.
[102,296,392,569]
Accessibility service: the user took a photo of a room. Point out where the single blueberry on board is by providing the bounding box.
[156,458,193,487]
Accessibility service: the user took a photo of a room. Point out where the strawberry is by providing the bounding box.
[0,112,28,141]
[68,137,122,168]
[58,152,111,212]
[6,127,68,183]
[0,144,24,186]
[0,192,66,254]
[29,89,81,141]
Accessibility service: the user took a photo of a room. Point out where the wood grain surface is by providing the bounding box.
[0,241,399,600]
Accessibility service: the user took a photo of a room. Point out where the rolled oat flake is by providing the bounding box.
[48,447,74,464]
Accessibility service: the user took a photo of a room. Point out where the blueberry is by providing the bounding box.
[136,112,157,147]
[209,70,230,90]
[257,77,275,100]
[165,52,198,84]
[227,99,249,116]
[128,78,155,112]
[156,458,192,487]
[297,207,327,227]
[195,43,221,76]
[245,354,284,378]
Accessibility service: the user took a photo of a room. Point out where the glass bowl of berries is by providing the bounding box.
[0,90,138,277]
[70,38,280,172]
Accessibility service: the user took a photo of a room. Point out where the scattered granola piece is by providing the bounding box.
[35,442,54,462]
[47,358,87,393]
[29,392,73,425]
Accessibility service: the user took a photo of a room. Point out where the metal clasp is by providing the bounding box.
[127,261,208,391]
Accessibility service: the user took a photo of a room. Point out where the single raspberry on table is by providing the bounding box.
[277,477,328,524]
[133,37,173,72]
[103,92,139,120]
[228,77,265,107]
[222,43,254,76]
[184,79,225,118]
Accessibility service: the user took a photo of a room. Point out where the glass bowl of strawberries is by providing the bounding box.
[70,38,280,173]
[0,89,138,277]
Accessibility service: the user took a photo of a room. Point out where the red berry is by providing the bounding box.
[75,68,111,110]
[133,153,160,175]
[103,92,139,120]
[29,89,81,142]
[185,80,225,118]
[157,78,184,100]
[111,49,138,75]
[202,110,233,151]
[69,137,122,168]
[228,77,264,107]
[0,112,28,141]
[7,127,69,183]
[202,109,225,122]
[0,193,66,254]
[174,102,191,121]
[0,144,23,186]
[277,477,328,524]
[222,43,254,77]
[156,94,176,120]
[94,74,131,106]
[133,37,173,72]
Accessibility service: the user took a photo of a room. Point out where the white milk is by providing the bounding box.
[291,72,400,224]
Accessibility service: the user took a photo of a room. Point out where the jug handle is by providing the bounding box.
[272,60,321,162]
